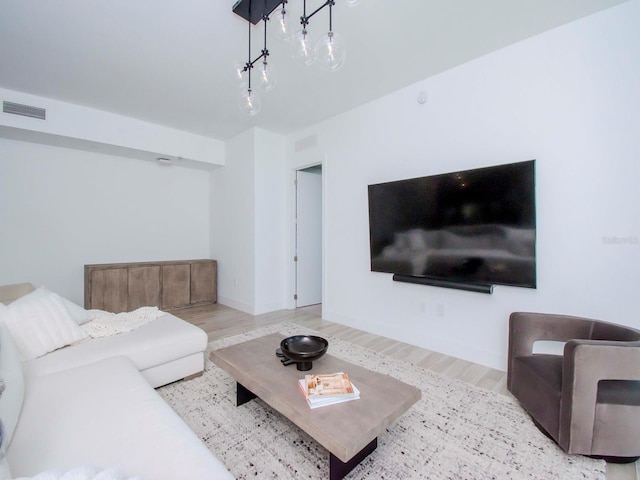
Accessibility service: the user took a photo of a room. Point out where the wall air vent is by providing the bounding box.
[294,135,317,152]
[3,101,46,120]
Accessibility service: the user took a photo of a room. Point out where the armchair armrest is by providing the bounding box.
[559,339,640,453]
[507,312,594,389]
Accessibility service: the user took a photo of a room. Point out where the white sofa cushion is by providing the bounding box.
[0,294,88,361]
[14,464,142,479]
[23,314,207,379]
[7,356,232,480]
[139,353,204,388]
[0,460,10,480]
[0,320,25,470]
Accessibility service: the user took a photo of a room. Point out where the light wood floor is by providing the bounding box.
[173,303,636,480]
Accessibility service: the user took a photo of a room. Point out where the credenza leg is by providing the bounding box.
[236,382,256,406]
[329,437,377,480]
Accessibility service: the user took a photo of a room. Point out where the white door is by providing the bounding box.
[295,168,322,307]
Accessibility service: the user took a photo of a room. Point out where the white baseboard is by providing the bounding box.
[217,296,254,315]
[217,296,286,316]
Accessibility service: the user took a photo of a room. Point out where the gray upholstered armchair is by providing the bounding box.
[508,312,640,462]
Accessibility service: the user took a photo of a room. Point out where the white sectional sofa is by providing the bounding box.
[0,283,233,480]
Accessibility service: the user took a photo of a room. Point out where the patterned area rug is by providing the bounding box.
[158,323,606,479]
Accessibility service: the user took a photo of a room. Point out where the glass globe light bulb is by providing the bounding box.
[256,60,277,92]
[238,89,262,116]
[272,7,291,42]
[316,31,346,71]
[345,0,361,6]
[291,29,315,66]
[230,60,248,88]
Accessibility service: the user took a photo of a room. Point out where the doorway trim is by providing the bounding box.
[291,161,324,309]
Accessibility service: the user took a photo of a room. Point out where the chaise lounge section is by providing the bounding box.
[0,282,233,480]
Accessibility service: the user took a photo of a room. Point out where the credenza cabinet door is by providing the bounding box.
[161,264,191,310]
[191,261,217,304]
[88,268,128,313]
[85,260,217,312]
[129,266,161,310]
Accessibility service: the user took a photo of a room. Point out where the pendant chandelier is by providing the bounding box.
[232,0,359,115]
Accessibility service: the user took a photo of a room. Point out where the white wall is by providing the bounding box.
[210,129,256,312]
[0,87,225,167]
[0,138,211,305]
[254,129,287,314]
[210,127,288,314]
[287,1,640,370]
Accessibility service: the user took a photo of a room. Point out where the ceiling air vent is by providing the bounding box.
[3,101,46,120]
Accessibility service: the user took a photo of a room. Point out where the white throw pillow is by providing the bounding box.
[0,294,88,361]
[11,287,92,325]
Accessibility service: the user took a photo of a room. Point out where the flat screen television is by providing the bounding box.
[368,160,536,289]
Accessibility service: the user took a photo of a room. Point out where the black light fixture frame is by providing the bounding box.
[233,0,336,32]
[299,0,335,30]
[232,0,337,99]
[233,0,282,24]
[233,0,280,90]
[242,14,269,90]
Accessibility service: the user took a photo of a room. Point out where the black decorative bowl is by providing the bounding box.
[280,335,328,371]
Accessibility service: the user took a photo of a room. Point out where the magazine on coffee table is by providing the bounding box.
[298,372,360,409]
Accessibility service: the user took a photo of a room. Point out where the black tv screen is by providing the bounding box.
[368,160,536,288]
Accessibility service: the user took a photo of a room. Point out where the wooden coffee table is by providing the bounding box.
[210,333,421,480]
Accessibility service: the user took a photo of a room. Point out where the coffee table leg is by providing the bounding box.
[236,382,256,406]
[329,437,377,480]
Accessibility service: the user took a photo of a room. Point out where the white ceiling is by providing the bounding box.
[0,0,628,141]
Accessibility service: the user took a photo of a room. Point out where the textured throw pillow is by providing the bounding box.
[11,287,92,325]
[0,293,88,361]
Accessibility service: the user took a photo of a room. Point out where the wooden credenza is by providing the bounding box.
[84,259,217,313]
